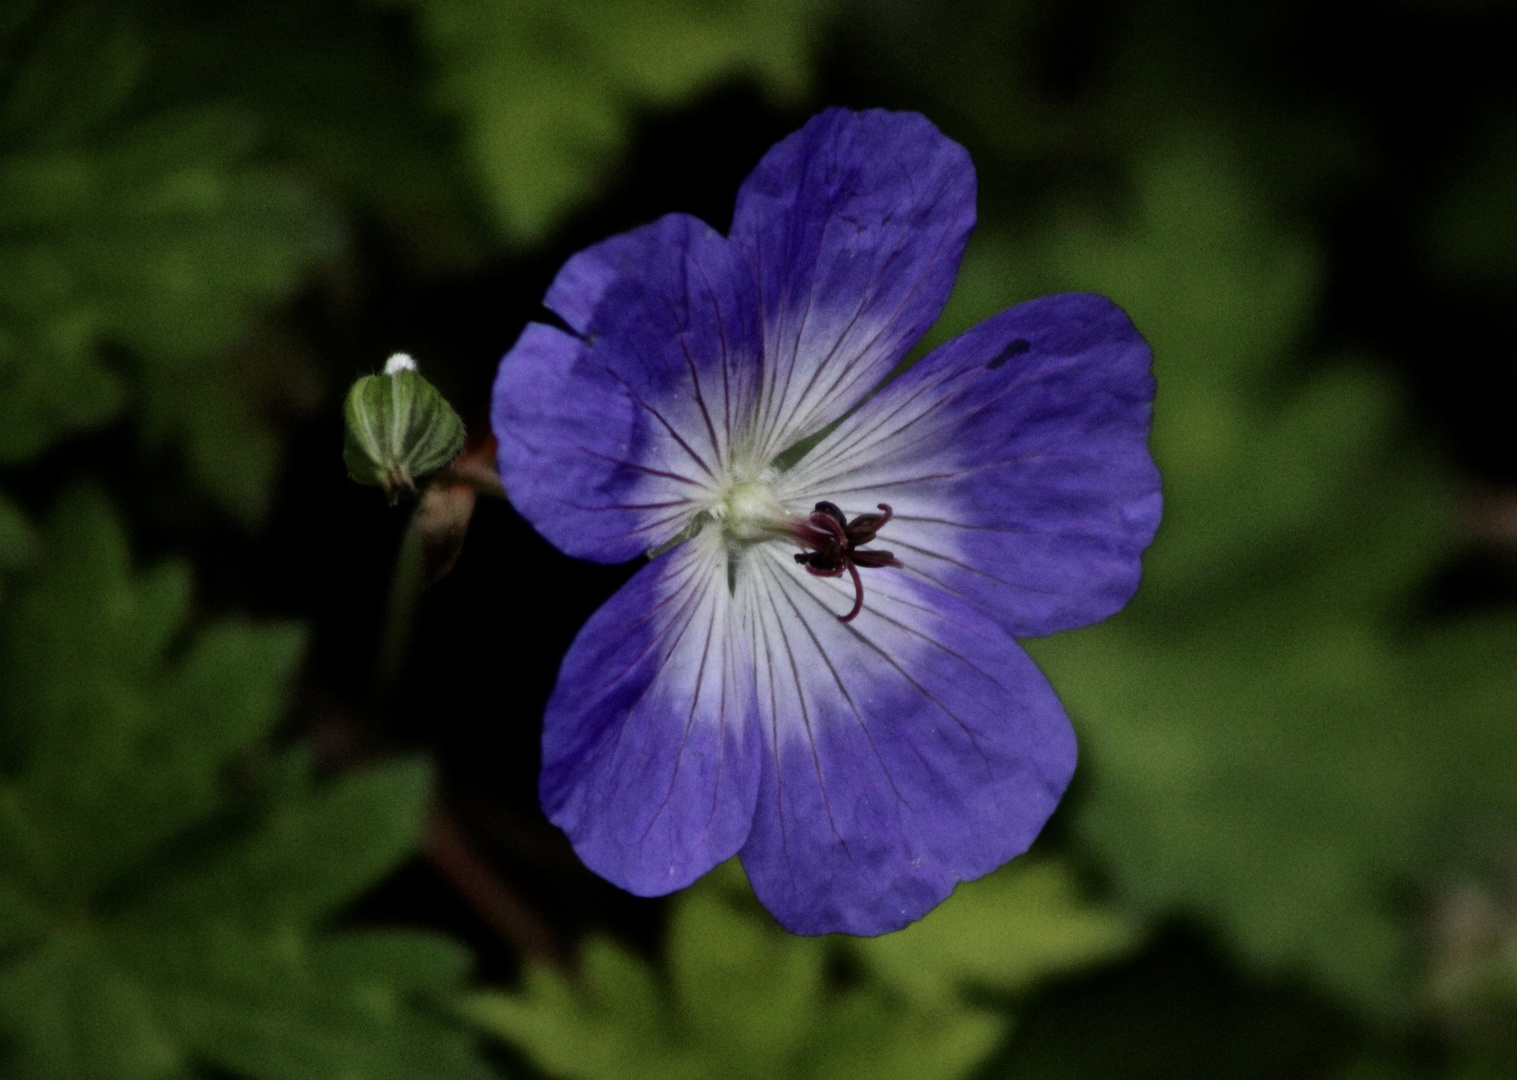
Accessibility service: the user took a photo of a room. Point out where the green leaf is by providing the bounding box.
[0,930,184,1080]
[0,490,490,1079]
[130,760,434,925]
[0,7,341,522]
[849,860,1140,1008]
[467,862,1011,1080]
[108,925,489,1080]
[393,0,826,243]
[0,493,37,574]
[800,994,1002,1080]
[666,883,823,1067]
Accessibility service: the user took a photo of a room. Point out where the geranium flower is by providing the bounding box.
[492,108,1160,935]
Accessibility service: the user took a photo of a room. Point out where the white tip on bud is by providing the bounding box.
[383,352,418,375]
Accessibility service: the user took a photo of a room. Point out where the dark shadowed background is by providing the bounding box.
[3,1,1517,1078]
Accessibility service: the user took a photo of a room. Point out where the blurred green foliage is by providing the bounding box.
[137,1,493,275]
[469,860,1132,1080]
[0,490,489,1080]
[394,0,823,243]
[0,6,340,522]
[0,493,38,575]
[854,859,1139,1008]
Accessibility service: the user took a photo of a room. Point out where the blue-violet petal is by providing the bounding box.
[541,529,762,895]
[777,292,1162,637]
[730,108,976,460]
[494,213,762,562]
[736,544,1075,935]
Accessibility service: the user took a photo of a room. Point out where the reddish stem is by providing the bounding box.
[426,805,564,967]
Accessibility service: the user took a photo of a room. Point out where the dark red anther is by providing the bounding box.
[791,502,903,622]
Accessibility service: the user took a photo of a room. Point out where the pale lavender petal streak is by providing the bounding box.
[730,108,976,459]
[540,532,761,896]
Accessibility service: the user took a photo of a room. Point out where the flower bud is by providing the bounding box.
[343,354,466,504]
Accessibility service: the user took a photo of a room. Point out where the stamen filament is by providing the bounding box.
[841,561,864,622]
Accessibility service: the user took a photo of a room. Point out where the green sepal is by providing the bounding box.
[342,368,466,504]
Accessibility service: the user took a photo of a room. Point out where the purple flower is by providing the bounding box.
[492,108,1161,935]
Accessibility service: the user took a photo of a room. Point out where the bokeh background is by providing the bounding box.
[4,0,1517,1076]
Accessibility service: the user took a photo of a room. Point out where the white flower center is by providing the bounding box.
[713,477,791,544]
